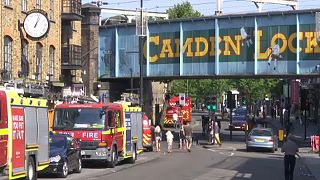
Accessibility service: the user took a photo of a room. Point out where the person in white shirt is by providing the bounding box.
[173,112,178,129]
[166,130,174,153]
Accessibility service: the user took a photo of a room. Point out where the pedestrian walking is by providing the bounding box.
[166,130,174,153]
[154,125,162,152]
[173,112,178,129]
[183,122,192,152]
[179,126,186,150]
[281,134,299,180]
[214,121,222,146]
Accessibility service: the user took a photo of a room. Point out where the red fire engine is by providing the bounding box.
[142,114,153,151]
[0,90,50,180]
[52,100,143,167]
[164,96,192,126]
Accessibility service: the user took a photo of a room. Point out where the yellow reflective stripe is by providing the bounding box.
[37,161,49,171]
[102,127,125,135]
[137,149,143,154]
[26,144,39,149]
[117,127,125,132]
[11,171,27,179]
[102,130,111,135]
[0,128,8,135]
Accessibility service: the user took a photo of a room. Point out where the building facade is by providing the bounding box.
[0,0,61,91]
[0,0,82,99]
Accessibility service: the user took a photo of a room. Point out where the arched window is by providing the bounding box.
[49,46,55,81]
[3,36,13,81]
[35,42,43,80]
[21,40,29,78]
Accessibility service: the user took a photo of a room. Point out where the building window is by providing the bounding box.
[36,0,41,9]
[35,43,42,80]
[4,0,11,6]
[49,46,55,80]
[49,0,54,20]
[3,36,12,81]
[21,40,29,77]
[21,0,27,11]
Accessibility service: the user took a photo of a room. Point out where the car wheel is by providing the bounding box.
[129,144,137,164]
[74,157,82,173]
[26,156,36,180]
[108,147,118,168]
[58,160,68,178]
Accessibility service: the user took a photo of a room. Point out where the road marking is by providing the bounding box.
[206,148,235,156]
[235,173,252,178]
[192,168,238,180]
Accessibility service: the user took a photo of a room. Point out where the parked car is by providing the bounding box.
[229,108,247,131]
[43,134,82,178]
[246,127,278,153]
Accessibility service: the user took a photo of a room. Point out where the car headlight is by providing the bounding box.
[50,155,61,163]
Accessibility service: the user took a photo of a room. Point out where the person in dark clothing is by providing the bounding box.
[281,134,299,180]
[183,122,192,152]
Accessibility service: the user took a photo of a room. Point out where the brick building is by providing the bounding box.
[0,0,83,99]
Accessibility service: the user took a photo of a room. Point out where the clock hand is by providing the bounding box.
[34,14,40,28]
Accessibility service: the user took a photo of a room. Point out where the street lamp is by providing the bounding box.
[139,0,144,110]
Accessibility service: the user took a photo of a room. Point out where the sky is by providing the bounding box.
[83,0,320,18]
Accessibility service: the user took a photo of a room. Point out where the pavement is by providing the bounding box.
[264,115,320,180]
[289,117,320,180]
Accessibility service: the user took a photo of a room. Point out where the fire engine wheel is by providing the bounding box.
[108,147,118,168]
[26,156,36,180]
[129,144,137,164]
[58,161,69,178]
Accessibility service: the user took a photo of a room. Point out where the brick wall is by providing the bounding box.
[0,0,61,82]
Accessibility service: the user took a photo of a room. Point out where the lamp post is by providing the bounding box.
[139,0,144,110]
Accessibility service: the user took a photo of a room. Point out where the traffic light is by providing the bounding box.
[206,95,217,111]
[227,91,236,109]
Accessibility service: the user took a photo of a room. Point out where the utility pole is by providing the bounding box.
[215,0,223,15]
[139,0,144,111]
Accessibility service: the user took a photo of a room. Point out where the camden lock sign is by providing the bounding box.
[146,24,319,64]
[99,10,320,78]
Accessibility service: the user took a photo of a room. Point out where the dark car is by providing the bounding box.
[43,134,82,178]
[229,108,247,131]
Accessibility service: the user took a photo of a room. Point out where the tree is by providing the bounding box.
[171,79,234,109]
[166,1,202,19]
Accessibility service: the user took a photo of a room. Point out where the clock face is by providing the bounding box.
[23,11,49,39]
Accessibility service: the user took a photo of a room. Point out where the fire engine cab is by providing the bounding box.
[52,100,143,167]
[0,90,50,180]
[164,96,192,126]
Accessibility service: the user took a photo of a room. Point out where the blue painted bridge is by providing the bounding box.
[98,9,320,80]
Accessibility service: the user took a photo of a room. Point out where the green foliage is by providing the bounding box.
[166,1,203,19]
[170,79,234,103]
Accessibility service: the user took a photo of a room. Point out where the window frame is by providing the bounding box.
[49,46,55,79]
[36,0,41,9]
[49,0,54,20]
[21,0,27,12]
[4,0,12,7]
[35,43,43,80]
[3,36,13,81]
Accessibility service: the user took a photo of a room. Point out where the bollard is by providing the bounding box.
[314,136,319,152]
[278,129,284,142]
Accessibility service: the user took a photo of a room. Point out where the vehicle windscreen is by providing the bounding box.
[50,136,66,149]
[53,108,106,130]
[250,129,272,136]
